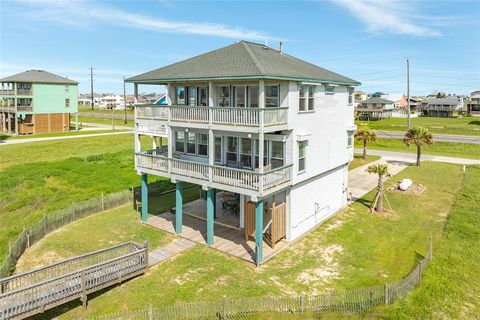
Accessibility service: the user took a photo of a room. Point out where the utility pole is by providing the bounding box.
[90,66,95,111]
[112,104,115,131]
[123,76,127,124]
[406,59,411,130]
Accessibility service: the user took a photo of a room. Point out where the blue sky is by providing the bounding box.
[1,0,479,95]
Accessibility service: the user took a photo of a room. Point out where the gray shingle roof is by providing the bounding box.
[361,97,394,104]
[127,41,360,85]
[0,70,78,84]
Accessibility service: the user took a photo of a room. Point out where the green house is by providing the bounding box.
[0,70,78,135]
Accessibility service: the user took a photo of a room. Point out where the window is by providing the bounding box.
[65,85,70,93]
[240,138,252,168]
[347,132,353,148]
[188,87,196,106]
[176,87,185,105]
[218,86,230,107]
[198,87,207,106]
[214,137,222,163]
[186,132,196,154]
[254,140,268,168]
[226,137,238,162]
[299,85,306,111]
[325,84,335,95]
[198,134,208,156]
[271,141,284,168]
[175,131,185,152]
[65,98,70,108]
[234,86,246,107]
[248,86,259,107]
[298,141,306,172]
[348,87,354,105]
[265,85,279,107]
[299,85,315,111]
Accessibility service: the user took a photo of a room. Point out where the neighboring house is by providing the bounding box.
[126,41,359,265]
[467,90,480,114]
[99,94,125,109]
[355,96,394,120]
[354,90,367,104]
[78,93,102,106]
[419,94,464,118]
[0,70,78,135]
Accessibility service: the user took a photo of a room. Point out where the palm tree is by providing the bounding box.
[355,128,377,160]
[367,164,391,213]
[403,127,434,166]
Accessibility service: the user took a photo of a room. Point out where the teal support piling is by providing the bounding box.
[207,188,215,245]
[213,189,217,219]
[255,200,264,266]
[141,174,148,222]
[175,182,183,234]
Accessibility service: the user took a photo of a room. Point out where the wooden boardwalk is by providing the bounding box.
[146,212,287,264]
[0,242,148,320]
[148,238,196,267]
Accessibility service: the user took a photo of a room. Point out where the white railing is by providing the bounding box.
[135,153,292,195]
[136,105,288,128]
[137,122,168,136]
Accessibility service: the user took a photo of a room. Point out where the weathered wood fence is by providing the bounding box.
[0,190,134,278]
[0,242,148,320]
[84,239,433,319]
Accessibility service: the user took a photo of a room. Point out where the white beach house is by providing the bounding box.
[126,41,360,265]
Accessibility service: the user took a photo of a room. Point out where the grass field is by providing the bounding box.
[78,116,134,127]
[373,165,480,319]
[356,138,480,160]
[78,105,135,114]
[19,162,473,319]
[0,134,168,266]
[348,154,381,170]
[0,130,126,141]
[356,116,480,136]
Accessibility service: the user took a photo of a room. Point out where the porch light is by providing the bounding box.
[247,133,252,138]
[185,128,189,132]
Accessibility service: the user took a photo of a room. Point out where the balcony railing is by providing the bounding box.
[16,89,33,96]
[136,105,288,128]
[137,122,168,136]
[136,152,292,195]
[0,90,15,95]
[17,105,33,112]
[419,105,462,111]
[0,106,16,112]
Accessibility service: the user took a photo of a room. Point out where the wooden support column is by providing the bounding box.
[175,182,183,234]
[1,113,4,133]
[207,188,215,246]
[255,200,264,266]
[7,113,11,134]
[134,83,139,100]
[14,114,18,135]
[141,174,148,222]
[75,112,79,131]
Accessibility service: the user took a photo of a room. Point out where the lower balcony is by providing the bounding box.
[135,151,292,197]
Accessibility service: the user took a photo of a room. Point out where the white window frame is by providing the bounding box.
[265,84,279,108]
[347,131,353,148]
[348,87,354,105]
[325,84,335,95]
[65,98,70,108]
[197,133,208,157]
[299,84,315,112]
[298,140,307,173]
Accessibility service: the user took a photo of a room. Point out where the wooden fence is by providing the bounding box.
[0,190,133,278]
[85,239,433,320]
[0,242,148,320]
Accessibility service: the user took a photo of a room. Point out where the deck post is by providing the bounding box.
[207,188,215,245]
[255,200,264,266]
[213,188,217,219]
[141,174,148,222]
[175,181,183,234]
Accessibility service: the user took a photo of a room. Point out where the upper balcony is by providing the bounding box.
[135,105,289,133]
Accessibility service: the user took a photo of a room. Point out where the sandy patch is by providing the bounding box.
[297,244,344,288]
[171,268,203,285]
[16,250,64,273]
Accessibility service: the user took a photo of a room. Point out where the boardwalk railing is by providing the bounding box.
[136,152,293,195]
[0,190,133,278]
[0,242,148,320]
[136,105,289,128]
[86,239,433,320]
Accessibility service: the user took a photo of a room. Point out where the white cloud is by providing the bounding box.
[333,0,445,37]
[14,0,276,41]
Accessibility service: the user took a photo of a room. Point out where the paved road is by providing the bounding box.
[374,130,480,144]
[0,131,133,146]
[354,148,480,165]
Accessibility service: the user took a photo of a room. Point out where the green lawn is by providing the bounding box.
[0,134,169,266]
[356,138,480,160]
[348,154,381,170]
[78,116,134,127]
[0,130,126,141]
[21,162,473,319]
[356,117,480,136]
[373,165,480,319]
[78,105,135,114]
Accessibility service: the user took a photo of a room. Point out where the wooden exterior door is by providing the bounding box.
[244,200,256,241]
